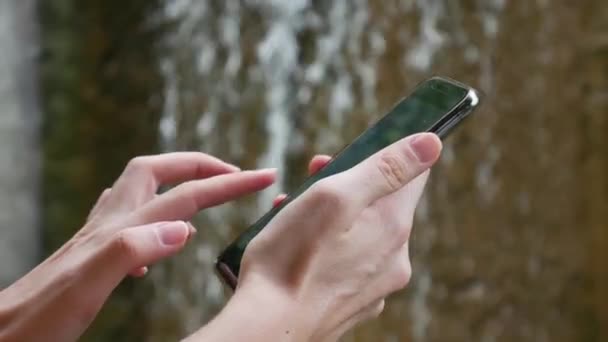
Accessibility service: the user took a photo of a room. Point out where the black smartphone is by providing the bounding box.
[216,76,481,289]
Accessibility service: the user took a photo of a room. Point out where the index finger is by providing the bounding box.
[118,152,240,188]
[106,152,241,209]
[125,169,277,225]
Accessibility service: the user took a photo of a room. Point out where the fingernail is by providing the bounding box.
[158,221,188,246]
[242,167,277,173]
[410,133,440,163]
[260,167,277,173]
[187,224,197,239]
[228,164,242,172]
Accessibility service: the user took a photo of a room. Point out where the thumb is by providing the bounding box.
[105,221,193,274]
[339,132,441,208]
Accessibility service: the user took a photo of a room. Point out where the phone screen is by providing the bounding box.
[217,77,476,280]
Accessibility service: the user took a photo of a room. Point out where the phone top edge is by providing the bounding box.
[378,77,480,137]
[431,86,481,138]
[428,75,472,89]
[427,82,480,136]
[429,75,485,102]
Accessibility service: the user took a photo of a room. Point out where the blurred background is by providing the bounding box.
[0,0,606,341]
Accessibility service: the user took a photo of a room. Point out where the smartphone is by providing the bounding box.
[216,76,481,289]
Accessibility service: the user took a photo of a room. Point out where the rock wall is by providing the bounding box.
[0,0,41,288]
[39,1,164,340]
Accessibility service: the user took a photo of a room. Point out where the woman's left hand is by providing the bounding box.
[0,152,277,342]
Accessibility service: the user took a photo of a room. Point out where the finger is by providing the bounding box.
[264,134,439,244]
[270,155,330,209]
[336,132,441,209]
[104,153,241,213]
[186,221,198,239]
[67,221,193,336]
[124,152,241,186]
[127,222,197,277]
[127,169,277,225]
[87,188,112,221]
[102,221,195,275]
[129,266,148,278]
[273,194,288,208]
[308,155,332,175]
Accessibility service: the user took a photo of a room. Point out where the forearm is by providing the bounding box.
[0,251,122,342]
[0,295,16,341]
[184,282,313,342]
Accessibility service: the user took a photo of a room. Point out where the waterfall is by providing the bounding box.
[406,0,445,72]
[0,0,41,287]
[152,0,605,341]
[254,0,302,215]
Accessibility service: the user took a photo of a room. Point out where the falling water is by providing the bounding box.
[404,1,447,341]
[475,0,505,205]
[253,0,301,214]
[151,0,606,341]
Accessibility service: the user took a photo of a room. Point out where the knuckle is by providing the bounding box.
[360,300,385,323]
[111,232,138,261]
[359,207,382,225]
[377,152,412,192]
[126,156,152,174]
[374,206,410,239]
[392,260,412,291]
[308,180,345,211]
[370,300,385,319]
[359,207,412,244]
[394,224,412,246]
[159,179,202,213]
[181,181,204,212]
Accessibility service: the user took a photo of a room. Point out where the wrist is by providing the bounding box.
[0,288,21,340]
[186,278,315,341]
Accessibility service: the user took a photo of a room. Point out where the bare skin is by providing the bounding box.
[0,152,277,341]
[0,132,442,342]
[187,132,442,341]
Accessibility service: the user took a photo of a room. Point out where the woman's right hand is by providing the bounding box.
[187,132,442,342]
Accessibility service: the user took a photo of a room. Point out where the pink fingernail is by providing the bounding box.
[260,168,277,173]
[158,221,188,246]
[187,224,197,239]
[410,133,440,163]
